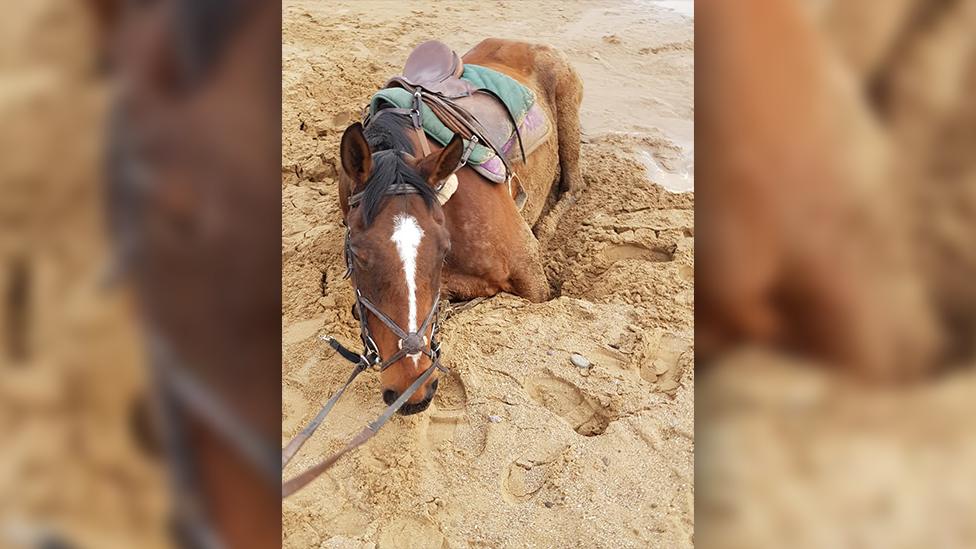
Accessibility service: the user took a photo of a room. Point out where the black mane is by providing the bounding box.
[364,110,416,154]
[358,111,437,226]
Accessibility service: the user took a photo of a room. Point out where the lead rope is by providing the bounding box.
[280,296,444,497]
[281,360,440,497]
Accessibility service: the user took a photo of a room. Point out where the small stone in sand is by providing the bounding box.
[571,353,591,369]
[488,415,502,423]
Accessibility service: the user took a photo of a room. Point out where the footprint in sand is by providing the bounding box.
[526,374,617,436]
[433,369,467,411]
[500,444,570,504]
[502,460,548,502]
[424,371,487,455]
[602,242,675,263]
[634,329,692,387]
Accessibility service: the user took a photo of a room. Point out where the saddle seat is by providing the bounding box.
[400,40,473,97]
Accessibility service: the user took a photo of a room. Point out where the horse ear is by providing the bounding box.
[340,123,372,184]
[419,134,464,186]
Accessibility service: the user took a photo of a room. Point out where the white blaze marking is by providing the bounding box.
[391,215,425,365]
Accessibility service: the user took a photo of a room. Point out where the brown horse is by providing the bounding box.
[337,39,583,412]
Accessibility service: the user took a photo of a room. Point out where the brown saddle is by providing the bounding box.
[399,40,475,98]
[384,40,527,174]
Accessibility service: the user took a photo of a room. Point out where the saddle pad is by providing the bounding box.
[368,64,550,183]
[458,64,535,123]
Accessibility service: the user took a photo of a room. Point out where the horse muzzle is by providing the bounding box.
[383,378,439,415]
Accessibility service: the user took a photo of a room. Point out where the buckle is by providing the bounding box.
[456,136,477,171]
[368,353,383,372]
[410,90,423,128]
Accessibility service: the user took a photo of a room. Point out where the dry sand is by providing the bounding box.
[281,1,694,548]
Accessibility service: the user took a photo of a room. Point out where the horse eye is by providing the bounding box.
[349,246,368,266]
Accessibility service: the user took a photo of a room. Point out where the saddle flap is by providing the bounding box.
[452,92,516,154]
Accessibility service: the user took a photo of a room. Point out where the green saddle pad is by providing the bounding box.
[368,64,535,166]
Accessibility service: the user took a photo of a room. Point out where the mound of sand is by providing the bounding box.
[281,1,694,548]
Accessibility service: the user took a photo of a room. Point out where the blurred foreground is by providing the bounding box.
[0,1,168,547]
[697,0,976,547]
[1,1,281,548]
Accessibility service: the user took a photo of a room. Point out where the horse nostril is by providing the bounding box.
[382,390,398,405]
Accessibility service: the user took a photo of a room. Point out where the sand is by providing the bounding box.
[281,1,694,548]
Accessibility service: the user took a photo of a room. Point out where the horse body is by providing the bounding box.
[338,39,582,406]
[442,39,583,302]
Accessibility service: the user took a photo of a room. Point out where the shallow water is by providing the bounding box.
[643,0,694,18]
[637,148,695,193]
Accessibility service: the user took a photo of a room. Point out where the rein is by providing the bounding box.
[280,149,447,498]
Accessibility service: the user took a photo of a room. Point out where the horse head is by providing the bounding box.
[338,119,463,414]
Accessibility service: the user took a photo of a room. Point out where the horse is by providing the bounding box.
[336,38,583,413]
[97,0,281,547]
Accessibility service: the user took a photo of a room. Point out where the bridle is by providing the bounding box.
[280,149,448,498]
